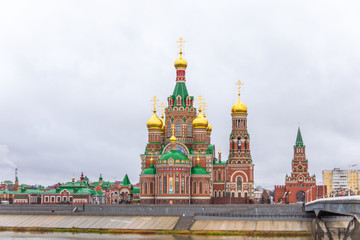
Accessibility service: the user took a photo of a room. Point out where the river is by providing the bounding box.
[0,232,311,240]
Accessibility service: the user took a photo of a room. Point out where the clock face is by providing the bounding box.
[298,165,303,171]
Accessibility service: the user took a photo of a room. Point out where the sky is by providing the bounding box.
[0,1,360,189]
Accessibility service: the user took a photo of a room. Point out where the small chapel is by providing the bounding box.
[139,38,255,204]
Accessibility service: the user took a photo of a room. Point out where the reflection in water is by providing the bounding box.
[0,232,311,240]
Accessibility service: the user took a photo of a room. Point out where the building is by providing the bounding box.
[323,168,360,196]
[139,38,254,204]
[274,127,327,203]
[109,174,140,204]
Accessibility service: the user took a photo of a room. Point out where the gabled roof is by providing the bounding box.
[121,174,131,186]
[295,127,304,147]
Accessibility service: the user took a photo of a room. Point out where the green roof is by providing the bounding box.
[295,127,304,147]
[207,145,214,155]
[160,150,189,164]
[121,174,131,185]
[131,187,140,194]
[170,82,190,107]
[191,165,209,175]
[142,166,157,175]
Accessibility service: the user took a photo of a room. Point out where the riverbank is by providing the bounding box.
[0,226,311,237]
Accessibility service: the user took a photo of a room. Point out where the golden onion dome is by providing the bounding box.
[174,50,187,69]
[206,123,212,133]
[231,97,247,114]
[170,134,177,143]
[147,110,163,129]
[192,109,208,128]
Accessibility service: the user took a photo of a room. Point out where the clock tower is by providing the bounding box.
[274,127,325,203]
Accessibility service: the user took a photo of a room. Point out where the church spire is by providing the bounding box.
[295,127,304,147]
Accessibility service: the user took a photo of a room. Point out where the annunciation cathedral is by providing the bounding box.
[139,39,254,204]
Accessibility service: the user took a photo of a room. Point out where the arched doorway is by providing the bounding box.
[296,191,306,203]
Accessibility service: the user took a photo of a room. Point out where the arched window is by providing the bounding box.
[159,178,162,194]
[150,182,153,194]
[205,183,208,194]
[163,177,167,194]
[237,176,243,189]
[181,177,185,193]
[185,177,188,194]
[144,182,148,194]
[193,182,196,194]
[177,96,181,106]
[187,123,192,137]
[176,122,181,137]
[199,182,203,194]
[167,122,171,137]
[237,138,241,149]
[218,172,221,181]
[244,139,247,150]
[175,177,179,194]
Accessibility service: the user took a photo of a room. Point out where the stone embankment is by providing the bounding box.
[0,204,315,233]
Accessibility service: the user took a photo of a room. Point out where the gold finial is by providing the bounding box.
[150,96,159,112]
[218,147,221,155]
[197,151,200,163]
[201,102,208,117]
[196,95,204,110]
[177,37,186,52]
[170,125,177,143]
[150,152,153,163]
[160,102,165,118]
[235,80,244,97]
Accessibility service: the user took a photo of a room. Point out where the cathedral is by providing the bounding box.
[139,39,254,204]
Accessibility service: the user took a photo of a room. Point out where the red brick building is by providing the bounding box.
[139,39,254,204]
[274,128,327,203]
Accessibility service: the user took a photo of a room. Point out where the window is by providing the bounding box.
[181,177,185,193]
[51,196,55,202]
[175,177,179,194]
[69,197,72,202]
[177,96,181,106]
[244,139,247,150]
[238,138,241,149]
[205,183,208,194]
[218,172,221,181]
[45,196,49,202]
[167,122,171,137]
[150,182,153,194]
[187,123,192,137]
[237,176,243,189]
[144,182,148,194]
[185,177,188,194]
[176,122,181,137]
[159,178,162,194]
[193,182,197,194]
[57,196,61,202]
[163,177,167,194]
[199,182,203,194]
[63,196,67,202]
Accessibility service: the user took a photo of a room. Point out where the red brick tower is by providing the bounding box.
[274,127,317,203]
[226,80,254,202]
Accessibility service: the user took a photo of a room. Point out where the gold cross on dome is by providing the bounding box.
[160,102,165,116]
[201,102,208,116]
[196,95,204,110]
[177,37,186,51]
[150,96,159,111]
[235,80,244,96]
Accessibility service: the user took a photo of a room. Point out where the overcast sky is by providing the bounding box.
[0,1,359,189]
